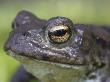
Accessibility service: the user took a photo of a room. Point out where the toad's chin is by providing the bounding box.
[7,50,86,82]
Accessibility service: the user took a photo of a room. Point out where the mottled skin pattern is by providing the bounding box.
[4,10,110,82]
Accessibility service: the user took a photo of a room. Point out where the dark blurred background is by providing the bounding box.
[0,0,110,82]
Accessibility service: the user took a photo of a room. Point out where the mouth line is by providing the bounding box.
[7,47,86,67]
[8,50,85,69]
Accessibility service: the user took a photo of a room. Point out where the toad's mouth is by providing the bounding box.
[6,46,86,66]
[7,50,86,71]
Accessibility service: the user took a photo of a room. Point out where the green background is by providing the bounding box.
[0,0,110,82]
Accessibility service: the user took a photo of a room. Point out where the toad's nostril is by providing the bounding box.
[12,22,20,29]
[22,32,31,37]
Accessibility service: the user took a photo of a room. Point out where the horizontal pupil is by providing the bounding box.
[52,29,67,36]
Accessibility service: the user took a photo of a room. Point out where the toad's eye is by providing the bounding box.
[48,25,71,43]
[45,16,73,44]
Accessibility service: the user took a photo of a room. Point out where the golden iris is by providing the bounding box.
[48,25,71,43]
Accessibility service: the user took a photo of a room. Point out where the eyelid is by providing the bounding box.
[49,25,68,32]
